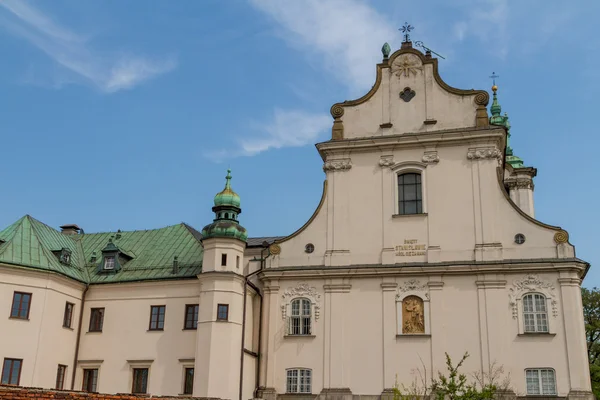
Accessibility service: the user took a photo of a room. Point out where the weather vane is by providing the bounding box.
[489,71,499,86]
[400,22,414,42]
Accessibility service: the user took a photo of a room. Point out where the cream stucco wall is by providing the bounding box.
[259,269,589,397]
[0,266,84,389]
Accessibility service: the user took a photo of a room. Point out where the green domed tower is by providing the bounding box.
[201,169,248,241]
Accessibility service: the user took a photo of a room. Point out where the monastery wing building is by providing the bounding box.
[0,39,593,400]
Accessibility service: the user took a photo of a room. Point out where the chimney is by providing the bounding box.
[60,224,82,235]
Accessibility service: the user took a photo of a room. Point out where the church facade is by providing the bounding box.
[0,39,593,400]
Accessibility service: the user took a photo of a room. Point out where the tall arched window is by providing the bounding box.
[398,173,422,215]
[290,298,311,335]
[402,295,425,334]
[523,293,548,333]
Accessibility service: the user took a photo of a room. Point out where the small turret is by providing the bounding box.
[201,169,248,241]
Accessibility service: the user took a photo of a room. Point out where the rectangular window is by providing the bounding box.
[63,302,74,328]
[82,368,98,392]
[89,308,104,332]
[55,364,67,390]
[132,368,149,394]
[10,292,32,319]
[183,367,194,395]
[526,369,556,395]
[1,358,22,385]
[398,173,422,215]
[149,305,166,331]
[103,256,115,270]
[184,304,199,330]
[217,304,229,321]
[221,253,227,266]
[286,369,311,393]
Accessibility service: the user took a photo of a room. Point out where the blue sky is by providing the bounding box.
[1,0,599,287]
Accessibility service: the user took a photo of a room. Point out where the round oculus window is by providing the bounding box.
[514,233,526,245]
[305,243,315,253]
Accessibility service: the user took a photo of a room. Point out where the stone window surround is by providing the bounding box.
[516,292,556,335]
[77,359,103,392]
[178,358,195,395]
[390,161,428,216]
[127,360,153,395]
[281,283,321,338]
[396,291,431,336]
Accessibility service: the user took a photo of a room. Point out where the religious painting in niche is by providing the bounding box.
[402,295,425,334]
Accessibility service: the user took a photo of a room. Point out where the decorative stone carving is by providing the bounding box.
[467,147,503,161]
[323,159,352,172]
[378,156,394,167]
[392,54,423,79]
[554,230,569,244]
[508,274,558,319]
[399,87,416,102]
[396,279,429,300]
[269,243,281,255]
[421,151,439,164]
[330,104,345,119]
[475,91,490,106]
[281,283,321,321]
[505,179,534,190]
[402,295,425,334]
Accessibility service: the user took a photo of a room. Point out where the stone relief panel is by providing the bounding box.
[323,159,352,172]
[508,274,558,319]
[402,295,425,334]
[392,54,423,79]
[467,147,503,161]
[421,151,439,164]
[396,278,429,300]
[281,283,321,321]
[379,156,395,168]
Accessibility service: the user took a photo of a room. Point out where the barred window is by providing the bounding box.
[526,369,556,395]
[523,293,548,333]
[132,368,149,394]
[286,368,312,393]
[289,298,311,335]
[398,173,422,215]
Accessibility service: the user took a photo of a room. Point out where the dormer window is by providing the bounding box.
[104,256,115,270]
[59,248,71,265]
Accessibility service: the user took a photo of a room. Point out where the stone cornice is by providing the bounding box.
[323,283,352,293]
[316,126,505,160]
[258,258,589,280]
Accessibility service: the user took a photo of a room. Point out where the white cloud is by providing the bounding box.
[240,109,331,156]
[452,0,509,57]
[205,109,331,162]
[249,0,397,94]
[0,0,176,93]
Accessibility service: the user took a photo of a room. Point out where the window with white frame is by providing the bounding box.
[286,368,312,393]
[523,293,548,333]
[525,368,556,395]
[289,298,311,335]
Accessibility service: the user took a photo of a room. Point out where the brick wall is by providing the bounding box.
[0,385,223,400]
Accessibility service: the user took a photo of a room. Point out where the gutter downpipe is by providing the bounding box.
[71,284,89,389]
[239,244,270,400]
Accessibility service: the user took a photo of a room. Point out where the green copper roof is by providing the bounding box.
[202,170,248,242]
[489,86,524,168]
[214,169,241,208]
[0,215,88,282]
[0,215,204,284]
